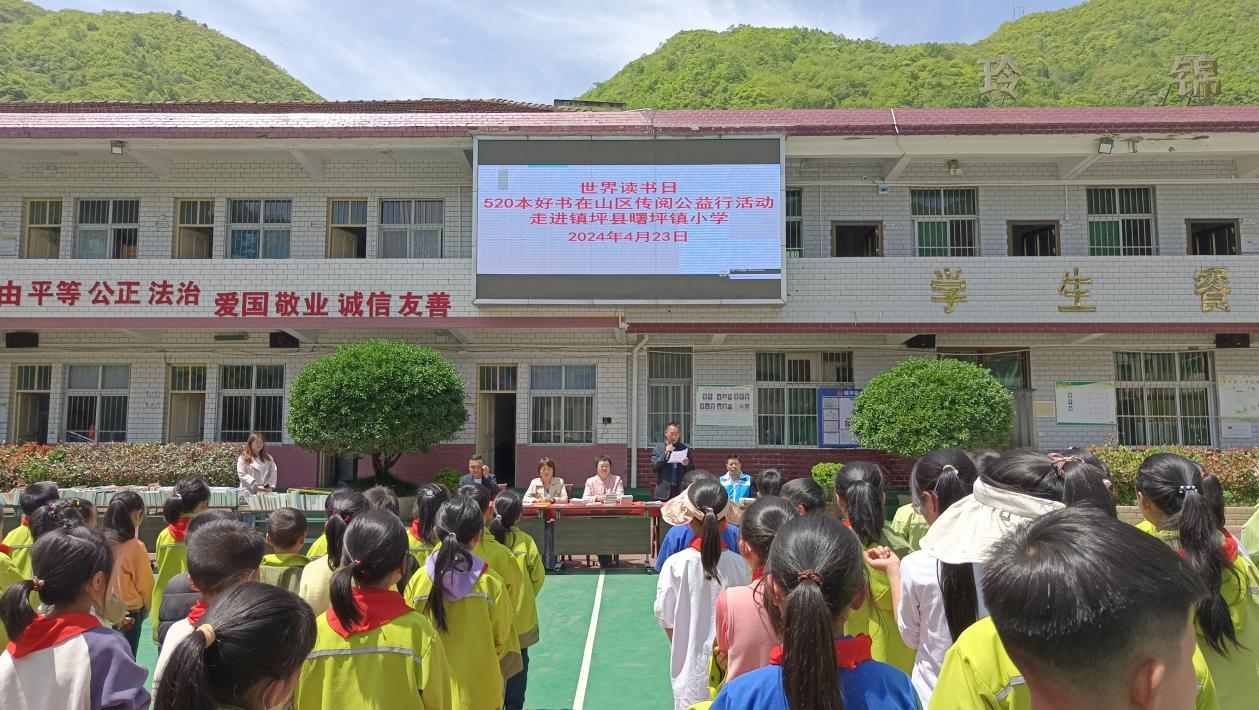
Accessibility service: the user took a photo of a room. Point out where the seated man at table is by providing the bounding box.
[459,453,498,498]
[653,470,741,573]
[582,455,626,569]
[719,454,754,502]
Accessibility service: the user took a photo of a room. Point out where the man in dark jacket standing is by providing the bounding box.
[651,422,695,500]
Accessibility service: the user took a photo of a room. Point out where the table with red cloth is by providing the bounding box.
[519,502,663,565]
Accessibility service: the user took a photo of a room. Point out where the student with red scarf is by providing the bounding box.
[151,478,210,644]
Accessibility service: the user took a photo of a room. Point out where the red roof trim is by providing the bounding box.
[625,322,1256,335]
[2,106,1257,139]
[0,316,621,330]
[0,98,561,113]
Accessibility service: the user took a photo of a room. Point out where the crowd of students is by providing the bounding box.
[3,444,1259,708]
[654,448,1259,710]
[0,472,545,709]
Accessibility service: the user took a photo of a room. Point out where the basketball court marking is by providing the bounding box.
[571,570,606,710]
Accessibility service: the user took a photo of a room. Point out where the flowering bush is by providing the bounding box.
[1089,440,1259,505]
[0,442,240,490]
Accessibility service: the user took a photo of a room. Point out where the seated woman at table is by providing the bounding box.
[523,457,568,505]
[581,456,624,503]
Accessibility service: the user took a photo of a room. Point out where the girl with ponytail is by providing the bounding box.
[490,489,545,710]
[154,582,314,710]
[655,477,752,709]
[711,515,917,710]
[0,527,150,709]
[152,477,210,644]
[103,491,155,656]
[294,511,451,710]
[298,490,367,615]
[409,483,449,567]
[1138,452,1259,708]
[832,462,915,676]
[404,496,513,710]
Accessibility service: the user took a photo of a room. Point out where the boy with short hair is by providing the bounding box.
[363,485,400,517]
[2,481,59,577]
[933,507,1216,710]
[259,507,309,593]
[153,518,266,685]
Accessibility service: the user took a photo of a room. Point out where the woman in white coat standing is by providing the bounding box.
[237,433,278,493]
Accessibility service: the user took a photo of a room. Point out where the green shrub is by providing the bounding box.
[811,462,842,495]
[0,442,239,489]
[1089,441,1259,506]
[287,341,468,477]
[850,358,1013,459]
[433,467,462,491]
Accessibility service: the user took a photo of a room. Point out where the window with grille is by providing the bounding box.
[530,365,595,444]
[219,365,284,442]
[1008,222,1060,256]
[380,199,443,258]
[1187,220,1239,256]
[175,199,214,259]
[13,365,51,444]
[77,199,139,259]
[1087,187,1155,255]
[1115,352,1214,446]
[912,188,978,256]
[229,199,292,259]
[648,348,693,443]
[24,199,62,259]
[756,352,853,446]
[65,365,129,442]
[785,189,803,258]
[328,199,368,258]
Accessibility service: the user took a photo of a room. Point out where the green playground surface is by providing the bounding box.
[136,570,674,710]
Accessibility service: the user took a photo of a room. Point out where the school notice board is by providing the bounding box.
[1219,375,1259,421]
[695,385,755,427]
[1054,381,1116,426]
[818,388,861,448]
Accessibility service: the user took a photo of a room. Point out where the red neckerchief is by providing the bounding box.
[187,600,209,626]
[5,612,101,659]
[326,587,414,639]
[769,634,872,670]
[687,522,729,552]
[1173,530,1239,564]
[409,519,424,543]
[21,517,29,526]
[752,567,765,581]
[842,518,852,528]
[167,516,192,542]
[0,544,9,555]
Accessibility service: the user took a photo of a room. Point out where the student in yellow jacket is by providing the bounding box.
[932,507,1220,710]
[406,497,513,710]
[152,478,211,643]
[459,484,526,680]
[260,507,311,594]
[833,462,915,674]
[489,490,544,710]
[1137,454,1259,710]
[888,503,928,552]
[2,481,59,578]
[295,510,452,710]
[409,483,450,568]
[0,516,26,649]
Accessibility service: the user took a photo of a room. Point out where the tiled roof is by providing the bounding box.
[0,98,560,113]
[2,105,1258,139]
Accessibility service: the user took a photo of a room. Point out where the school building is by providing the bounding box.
[2,100,1259,489]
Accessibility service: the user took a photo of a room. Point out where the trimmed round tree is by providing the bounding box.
[850,357,1013,459]
[286,340,468,477]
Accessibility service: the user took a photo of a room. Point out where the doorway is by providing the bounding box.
[477,365,518,486]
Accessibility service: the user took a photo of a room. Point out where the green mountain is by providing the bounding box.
[580,0,1259,109]
[0,0,319,101]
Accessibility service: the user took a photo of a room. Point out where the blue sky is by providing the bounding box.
[44,0,1082,102]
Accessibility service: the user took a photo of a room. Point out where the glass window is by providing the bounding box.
[1087,188,1155,255]
[529,364,595,444]
[219,365,284,442]
[76,199,139,259]
[756,352,853,446]
[229,199,291,259]
[648,348,692,443]
[785,189,803,258]
[379,199,443,258]
[64,365,129,442]
[24,199,62,259]
[912,189,978,256]
[1115,351,1214,446]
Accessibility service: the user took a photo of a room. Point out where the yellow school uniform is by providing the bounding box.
[473,536,525,678]
[844,531,915,674]
[890,504,929,552]
[152,516,192,643]
[259,552,311,594]
[2,524,34,578]
[0,550,24,648]
[1151,530,1259,710]
[408,522,436,568]
[405,556,512,710]
[307,532,328,559]
[1243,509,1259,564]
[1136,519,1157,534]
[930,616,1218,710]
[503,528,544,647]
[295,587,452,710]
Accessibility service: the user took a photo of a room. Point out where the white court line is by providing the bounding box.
[572,571,606,710]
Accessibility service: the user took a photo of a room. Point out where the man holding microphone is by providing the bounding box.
[651,422,696,500]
